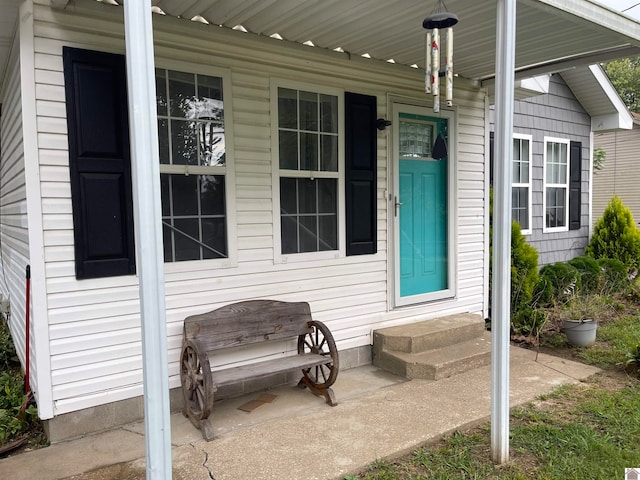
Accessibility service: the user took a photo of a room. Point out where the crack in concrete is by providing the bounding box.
[191,442,216,479]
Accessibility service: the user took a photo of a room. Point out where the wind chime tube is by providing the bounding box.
[432,27,440,112]
[446,27,453,106]
[425,32,432,94]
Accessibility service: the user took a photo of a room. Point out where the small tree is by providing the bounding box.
[511,220,539,315]
[586,196,640,268]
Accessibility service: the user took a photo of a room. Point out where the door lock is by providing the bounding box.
[394,196,404,217]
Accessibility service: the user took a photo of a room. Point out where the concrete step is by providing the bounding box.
[372,313,485,355]
[374,331,492,380]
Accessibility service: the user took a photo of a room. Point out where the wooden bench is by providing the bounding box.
[180,299,339,440]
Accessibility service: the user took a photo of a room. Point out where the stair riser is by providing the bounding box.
[374,321,486,354]
[374,349,491,380]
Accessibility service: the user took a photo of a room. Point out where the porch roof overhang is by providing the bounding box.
[1,1,640,89]
[561,64,634,132]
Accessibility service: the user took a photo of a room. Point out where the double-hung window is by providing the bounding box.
[512,134,532,234]
[273,84,344,260]
[156,68,233,263]
[543,137,570,232]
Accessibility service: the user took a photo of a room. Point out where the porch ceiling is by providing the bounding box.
[147,0,640,81]
[2,1,640,93]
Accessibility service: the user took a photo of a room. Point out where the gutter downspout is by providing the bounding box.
[491,0,516,465]
[123,2,172,478]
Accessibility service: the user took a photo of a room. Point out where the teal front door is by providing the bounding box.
[395,109,450,303]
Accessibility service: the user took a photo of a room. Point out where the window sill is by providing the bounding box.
[542,226,569,234]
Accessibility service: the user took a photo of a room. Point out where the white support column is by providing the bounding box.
[122,2,172,478]
[491,0,516,465]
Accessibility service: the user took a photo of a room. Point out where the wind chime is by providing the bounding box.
[423,0,458,113]
[423,0,458,159]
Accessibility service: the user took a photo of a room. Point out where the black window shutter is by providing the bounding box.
[345,92,377,256]
[63,47,136,279]
[569,141,582,231]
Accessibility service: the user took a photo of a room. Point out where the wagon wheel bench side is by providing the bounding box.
[180,299,339,440]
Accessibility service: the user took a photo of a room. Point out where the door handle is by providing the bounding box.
[394,196,404,217]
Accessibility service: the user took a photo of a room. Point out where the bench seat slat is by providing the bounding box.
[213,353,330,387]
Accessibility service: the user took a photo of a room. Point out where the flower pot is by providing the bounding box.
[562,318,598,347]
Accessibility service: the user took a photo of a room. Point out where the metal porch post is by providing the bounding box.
[491,0,516,465]
[123,2,173,478]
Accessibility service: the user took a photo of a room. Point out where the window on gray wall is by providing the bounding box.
[512,134,532,234]
[543,137,570,232]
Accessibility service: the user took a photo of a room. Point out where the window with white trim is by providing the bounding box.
[275,86,342,256]
[512,134,532,234]
[156,68,228,262]
[543,137,570,232]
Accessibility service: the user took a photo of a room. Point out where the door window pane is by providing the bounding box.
[399,120,433,158]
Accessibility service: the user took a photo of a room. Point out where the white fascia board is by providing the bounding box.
[483,74,550,104]
[589,64,633,131]
[514,74,550,99]
[527,0,640,43]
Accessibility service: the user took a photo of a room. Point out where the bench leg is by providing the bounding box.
[298,377,338,407]
[183,406,216,441]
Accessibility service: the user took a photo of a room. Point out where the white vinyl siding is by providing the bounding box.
[543,137,570,233]
[0,42,29,372]
[31,0,488,415]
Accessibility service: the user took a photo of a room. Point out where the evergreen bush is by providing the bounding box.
[568,255,601,294]
[586,196,640,268]
[535,262,580,307]
[511,221,539,315]
[597,257,628,294]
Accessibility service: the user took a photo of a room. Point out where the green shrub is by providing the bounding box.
[535,262,580,307]
[0,320,19,372]
[511,221,539,315]
[597,257,628,294]
[512,306,548,338]
[0,371,38,445]
[587,196,640,267]
[568,255,601,294]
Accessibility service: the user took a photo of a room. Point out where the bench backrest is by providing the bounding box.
[183,300,314,351]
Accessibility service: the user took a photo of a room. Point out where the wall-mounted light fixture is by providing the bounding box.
[376,118,392,131]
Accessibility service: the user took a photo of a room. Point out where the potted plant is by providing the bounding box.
[561,294,602,347]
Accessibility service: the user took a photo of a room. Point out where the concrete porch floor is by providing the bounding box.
[0,347,599,480]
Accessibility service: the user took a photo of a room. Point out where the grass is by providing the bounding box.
[346,294,640,480]
[347,377,640,480]
[577,314,640,367]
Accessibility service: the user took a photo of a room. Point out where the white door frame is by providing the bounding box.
[388,100,457,308]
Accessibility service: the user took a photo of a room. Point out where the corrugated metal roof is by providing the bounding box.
[144,0,640,80]
[2,1,640,87]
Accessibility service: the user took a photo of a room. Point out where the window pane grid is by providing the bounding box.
[278,87,339,255]
[511,137,531,231]
[161,174,227,262]
[157,67,228,262]
[544,140,569,229]
[280,178,337,254]
[278,88,338,173]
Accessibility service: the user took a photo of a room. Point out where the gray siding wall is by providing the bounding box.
[492,74,591,266]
